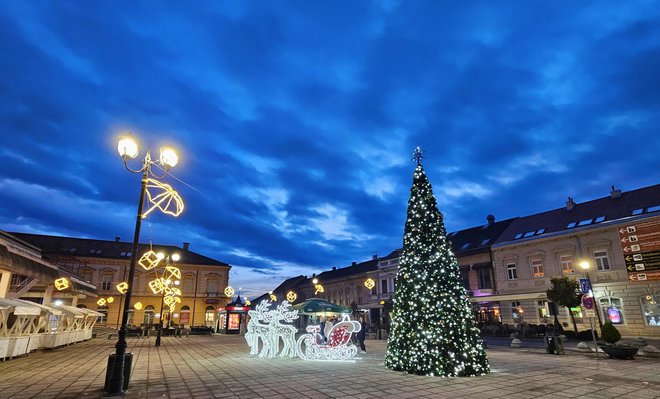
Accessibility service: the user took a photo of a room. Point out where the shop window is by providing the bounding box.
[599,297,624,324]
[180,305,191,325]
[640,295,659,326]
[537,300,550,321]
[477,268,492,289]
[560,254,574,275]
[143,305,155,325]
[205,305,216,327]
[593,250,611,271]
[506,263,517,280]
[511,301,523,323]
[531,259,544,278]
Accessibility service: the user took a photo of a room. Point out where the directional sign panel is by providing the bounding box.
[619,215,660,282]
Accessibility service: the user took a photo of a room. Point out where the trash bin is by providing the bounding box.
[104,352,133,393]
[545,335,556,354]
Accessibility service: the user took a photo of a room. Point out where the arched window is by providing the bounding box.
[599,297,624,324]
[640,295,659,327]
[179,305,191,325]
[205,305,216,327]
[143,305,155,325]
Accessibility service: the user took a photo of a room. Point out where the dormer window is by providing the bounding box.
[461,243,471,250]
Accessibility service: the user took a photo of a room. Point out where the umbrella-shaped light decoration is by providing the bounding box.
[364,278,375,290]
[269,291,277,302]
[286,291,297,302]
[142,178,185,218]
[314,284,324,296]
[165,265,181,280]
[224,286,235,298]
[116,282,129,294]
[138,250,163,271]
[54,277,70,291]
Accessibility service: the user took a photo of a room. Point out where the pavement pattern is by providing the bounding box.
[0,334,659,399]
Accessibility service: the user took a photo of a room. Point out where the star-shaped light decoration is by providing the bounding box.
[116,282,129,294]
[54,277,70,291]
[364,278,375,290]
[138,250,162,271]
[142,178,185,218]
[224,286,235,298]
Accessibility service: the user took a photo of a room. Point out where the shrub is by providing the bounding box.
[601,321,621,344]
[564,329,599,340]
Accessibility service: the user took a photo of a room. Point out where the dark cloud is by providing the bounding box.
[1,2,659,297]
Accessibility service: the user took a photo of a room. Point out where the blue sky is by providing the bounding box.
[1,2,659,298]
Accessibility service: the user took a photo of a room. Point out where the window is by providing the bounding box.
[523,231,535,238]
[648,205,660,213]
[381,279,388,294]
[80,268,94,283]
[511,301,523,323]
[206,275,219,295]
[600,297,624,324]
[593,251,610,271]
[531,259,544,278]
[567,222,577,228]
[536,228,546,235]
[477,268,492,289]
[461,243,471,250]
[632,208,644,215]
[183,276,194,294]
[480,239,491,246]
[143,305,155,325]
[560,255,574,275]
[460,268,470,290]
[577,219,592,226]
[514,233,523,239]
[594,216,606,223]
[506,263,518,280]
[537,300,550,320]
[101,272,113,291]
[640,295,659,326]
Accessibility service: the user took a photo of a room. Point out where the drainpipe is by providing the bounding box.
[191,269,199,326]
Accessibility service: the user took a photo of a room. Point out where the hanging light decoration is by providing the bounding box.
[286,291,297,302]
[364,278,375,290]
[116,282,129,294]
[54,277,70,291]
[224,286,235,298]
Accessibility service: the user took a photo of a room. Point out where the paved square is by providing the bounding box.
[0,335,658,398]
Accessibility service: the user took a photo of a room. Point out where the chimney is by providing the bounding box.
[486,215,495,225]
[566,197,576,211]
[352,261,357,266]
[183,242,190,251]
[610,185,622,198]
[114,236,120,242]
[372,254,378,260]
[332,267,337,271]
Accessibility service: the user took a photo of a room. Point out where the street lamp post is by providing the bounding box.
[579,260,604,330]
[104,136,179,396]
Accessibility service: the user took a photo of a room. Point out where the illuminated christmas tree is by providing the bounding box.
[385,148,489,377]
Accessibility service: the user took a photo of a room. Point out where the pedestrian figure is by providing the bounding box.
[357,316,367,354]
[319,317,327,343]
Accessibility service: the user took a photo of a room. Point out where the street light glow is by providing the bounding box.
[159,146,179,168]
[117,137,139,159]
[171,253,180,262]
[579,260,590,270]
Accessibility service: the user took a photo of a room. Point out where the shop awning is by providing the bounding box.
[0,298,42,316]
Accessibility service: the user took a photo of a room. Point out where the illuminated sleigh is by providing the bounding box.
[296,315,361,361]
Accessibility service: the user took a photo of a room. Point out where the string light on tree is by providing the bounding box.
[385,147,489,377]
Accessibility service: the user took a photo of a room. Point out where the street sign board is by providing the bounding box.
[581,294,594,309]
[618,215,660,282]
[579,278,591,294]
[583,308,596,318]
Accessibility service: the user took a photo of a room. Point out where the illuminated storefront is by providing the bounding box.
[217,296,248,334]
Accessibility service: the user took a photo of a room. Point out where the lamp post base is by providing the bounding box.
[103,353,133,396]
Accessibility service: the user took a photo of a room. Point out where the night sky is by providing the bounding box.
[1,2,659,298]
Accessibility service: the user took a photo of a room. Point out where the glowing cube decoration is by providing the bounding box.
[97,298,107,306]
[138,250,162,271]
[54,278,70,291]
[149,278,166,294]
[116,282,129,294]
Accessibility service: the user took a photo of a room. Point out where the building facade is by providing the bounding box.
[11,233,231,330]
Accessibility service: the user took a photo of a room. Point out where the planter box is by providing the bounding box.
[599,345,639,360]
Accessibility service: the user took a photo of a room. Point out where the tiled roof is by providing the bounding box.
[494,184,660,244]
[447,218,517,255]
[10,233,230,268]
[316,258,378,281]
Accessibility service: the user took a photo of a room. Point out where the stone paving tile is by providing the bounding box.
[1,335,659,398]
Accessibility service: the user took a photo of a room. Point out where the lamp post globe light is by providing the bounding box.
[579,260,604,330]
[104,135,179,396]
